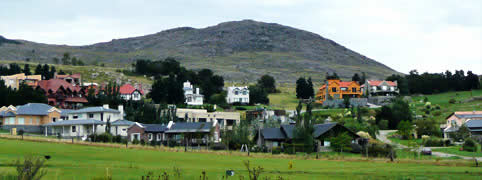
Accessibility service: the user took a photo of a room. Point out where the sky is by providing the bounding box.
[1,0,481,74]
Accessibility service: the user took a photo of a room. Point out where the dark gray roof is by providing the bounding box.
[281,124,295,139]
[313,123,338,138]
[111,120,135,126]
[455,114,482,119]
[16,103,55,116]
[466,120,482,128]
[261,128,287,140]
[44,119,106,126]
[144,124,168,133]
[70,107,120,114]
[165,122,213,133]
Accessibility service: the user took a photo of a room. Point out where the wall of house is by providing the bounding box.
[175,110,240,129]
[127,124,146,142]
[112,125,130,137]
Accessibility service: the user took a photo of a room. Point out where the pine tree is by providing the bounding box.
[296,77,307,99]
[23,64,31,75]
[307,77,314,98]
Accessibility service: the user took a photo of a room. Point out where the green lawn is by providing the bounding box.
[0,139,481,179]
[433,146,482,158]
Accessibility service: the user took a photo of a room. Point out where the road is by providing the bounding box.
[377,130,481,161]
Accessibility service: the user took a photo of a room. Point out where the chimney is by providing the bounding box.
[103,104,109,109]
[196,88,200,95]
[167,121,174,129]
[118,105,124,119]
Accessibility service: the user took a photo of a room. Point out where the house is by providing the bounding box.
[246,108,288,123]
[255,123,359,152]
[183,81,203,105]
[0,103,61,133]
[443,111,482,138]
[119,84,144,101]
[0,73,42,90]
[127,123,167,142]
[362,80,399,96]
[111,120,135,137]
[226,86,249,104]
[43,104,125,138]
[315,79,362,104]
[36,79,88,109]
[165,121,220,144]
[465,120,482,136]
[176,108,240,130]
[54,73,82,86]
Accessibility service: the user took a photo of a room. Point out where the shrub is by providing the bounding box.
[132,138,139,145]
[449,98,456,104]
[432,111,442,117]
[235,106,247,110]
[112,135,122,143]
[363,141,396,158]
[271,147,282,154]
[210,143,227,151]
[140,139,146,146]
[150,140,157,146]
[463,138,480,152]
[434,105,441,110]
[350,143,362,153]
[15,156,47,180]
[423,138,451,147]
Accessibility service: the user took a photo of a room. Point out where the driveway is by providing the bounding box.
[377,130,481,161]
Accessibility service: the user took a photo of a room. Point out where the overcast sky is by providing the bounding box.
[1,0,481,74]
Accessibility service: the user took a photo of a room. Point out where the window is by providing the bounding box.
[18,118,24,125]
[52,118,57,122]
[9,117,15,125]
[157,134,162,141]
[234,91,239,95]
[340,87,347,91]
[88,113,94,118]
[148,133,153,141]
[352,88,357,92]
[122,128,126,131]
[243,91,247,95]
[72,126,76,133]
[73,115,78,119]
[331,87,337,92]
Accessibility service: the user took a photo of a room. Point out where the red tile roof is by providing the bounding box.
[367,80,397,86]
[37,79,82,92]
[119,84,144,95]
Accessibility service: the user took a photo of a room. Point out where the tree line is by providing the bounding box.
[0,80,47,107]
[0,63,65,80]
[386,70,480,95]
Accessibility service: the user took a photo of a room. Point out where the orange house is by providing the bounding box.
[315,79,362,103]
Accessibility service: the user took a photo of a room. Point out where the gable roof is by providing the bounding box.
[313,123,338,138]
[144,124,168,132]
[0,111,15,117]
[466,120,482,128]
[37,79,82,92]
[366,80,397,86]
[165,122,213,133]
[70,106,120,114]
[261,128,287,140]
[16,103,57,116]
[281,124,295,139]
[119,84,144,95]
[446,111,482,120]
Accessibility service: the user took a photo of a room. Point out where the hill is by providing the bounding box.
[0,20,399,83]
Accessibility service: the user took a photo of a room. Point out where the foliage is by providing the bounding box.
[295,77,314,99]
[414,118,442,137]
[397,121,414,139]
[363,141,396,158]
[257,74,277,93]
[243,160,264,180]
[248,85,269,105]
[462,138,480,152]
[149,74,184,104]
[329,132,353,152]
[449,124,471,141]
[375,98,412,129]
[15,156,47,180]
[0,80,47,106]
[422,138,451,147]
[293,102,315,153]
[89,133,114,143]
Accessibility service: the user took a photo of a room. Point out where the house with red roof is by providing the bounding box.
[119,84,144,101]
[315,79,362,104]
[36,79,88,109]
[362,80,399,96]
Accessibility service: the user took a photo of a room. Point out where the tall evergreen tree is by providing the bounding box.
[352,73,361,84]
[23,64,31,75]
[296,77,307,99]
[307,77,314,98]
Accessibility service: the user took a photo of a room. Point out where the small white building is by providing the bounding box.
[226,86,249,104]
[119,84,144,101]
[183,81,204,105]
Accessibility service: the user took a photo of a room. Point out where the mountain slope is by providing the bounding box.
[0,20,399,83]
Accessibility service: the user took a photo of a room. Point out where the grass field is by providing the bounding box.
[433,146,482,158]
[0,138,481,179]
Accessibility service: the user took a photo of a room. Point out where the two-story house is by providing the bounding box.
[226,86,249,104]
[362,80,399,96]
[1,73,42,90]
[183,81,203,105]
[119,84,144,101]
[36,79,88,109]
[315,79,362,103]
[43,105,126,138]
[443,111,482,138]
[0,103,61,133]
[175,108,240,130]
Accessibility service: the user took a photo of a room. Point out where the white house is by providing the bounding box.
[183,81,204,105]
[43,104,127,139]
[226,86,249,104]
[119,84,144,101]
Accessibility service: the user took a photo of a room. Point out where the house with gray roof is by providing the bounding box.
[255,123,359,152]
[443,111,482,138]
[127,123,168,142]
[0,103,61,133]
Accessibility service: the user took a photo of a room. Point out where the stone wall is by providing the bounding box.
[322,98,367,108]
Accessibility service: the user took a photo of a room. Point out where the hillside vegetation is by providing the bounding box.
[0,20,399,83]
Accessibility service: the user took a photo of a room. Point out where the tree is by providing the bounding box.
[296,77,307,99]
[293,102,315,153]
[329,132,353,152]
[248,85,269,105]
[34,64,42,76]
[352,73,361,84]
[397,121,414,139]
[257,74,276,93]
[390,98,412,129]
[307,77,314,98]
[23,64,31,75]
[61,52,71,65]
[53,57,60,64]
[361,72,366,85]
[41,64,50,80]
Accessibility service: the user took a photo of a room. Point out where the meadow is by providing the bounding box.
[0,138,481,179]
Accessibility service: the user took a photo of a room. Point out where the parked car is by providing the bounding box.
[421,147,432,155]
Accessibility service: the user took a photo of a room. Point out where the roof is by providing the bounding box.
[319,80,359,89]
[367,80,397,86]
[65,97,88,103]
[0,111,15,117]
[111,120,135,126]
[119,84,144,95]
[261,128,287,140]
[16,103,57,116]
[454,114,482,119]
[70,106,120,114]
[55,74,81,79]
[37,79,82,92]
[144,124,168,132]
[43,119,105,126]
[446,111,482,120]
[466,120,482,128]
[313,123,338,138]
[59,109,74,116]
[281,124,295,139]
[165,122,213,133]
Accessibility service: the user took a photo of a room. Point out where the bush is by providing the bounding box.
[350,143,362,153]
[463,138,480,152]
[423,138,451,147]
[271,147,282,154]
[112,135,122,143]
[362,141,396,158]
[378,120,389,130]
[235,106,247,110]
[210,143,227,151]
[140,139,146,146]
[449,98,456,104]
[132,138,140,145]
[90,133,113,143]
[283,144,307,154]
